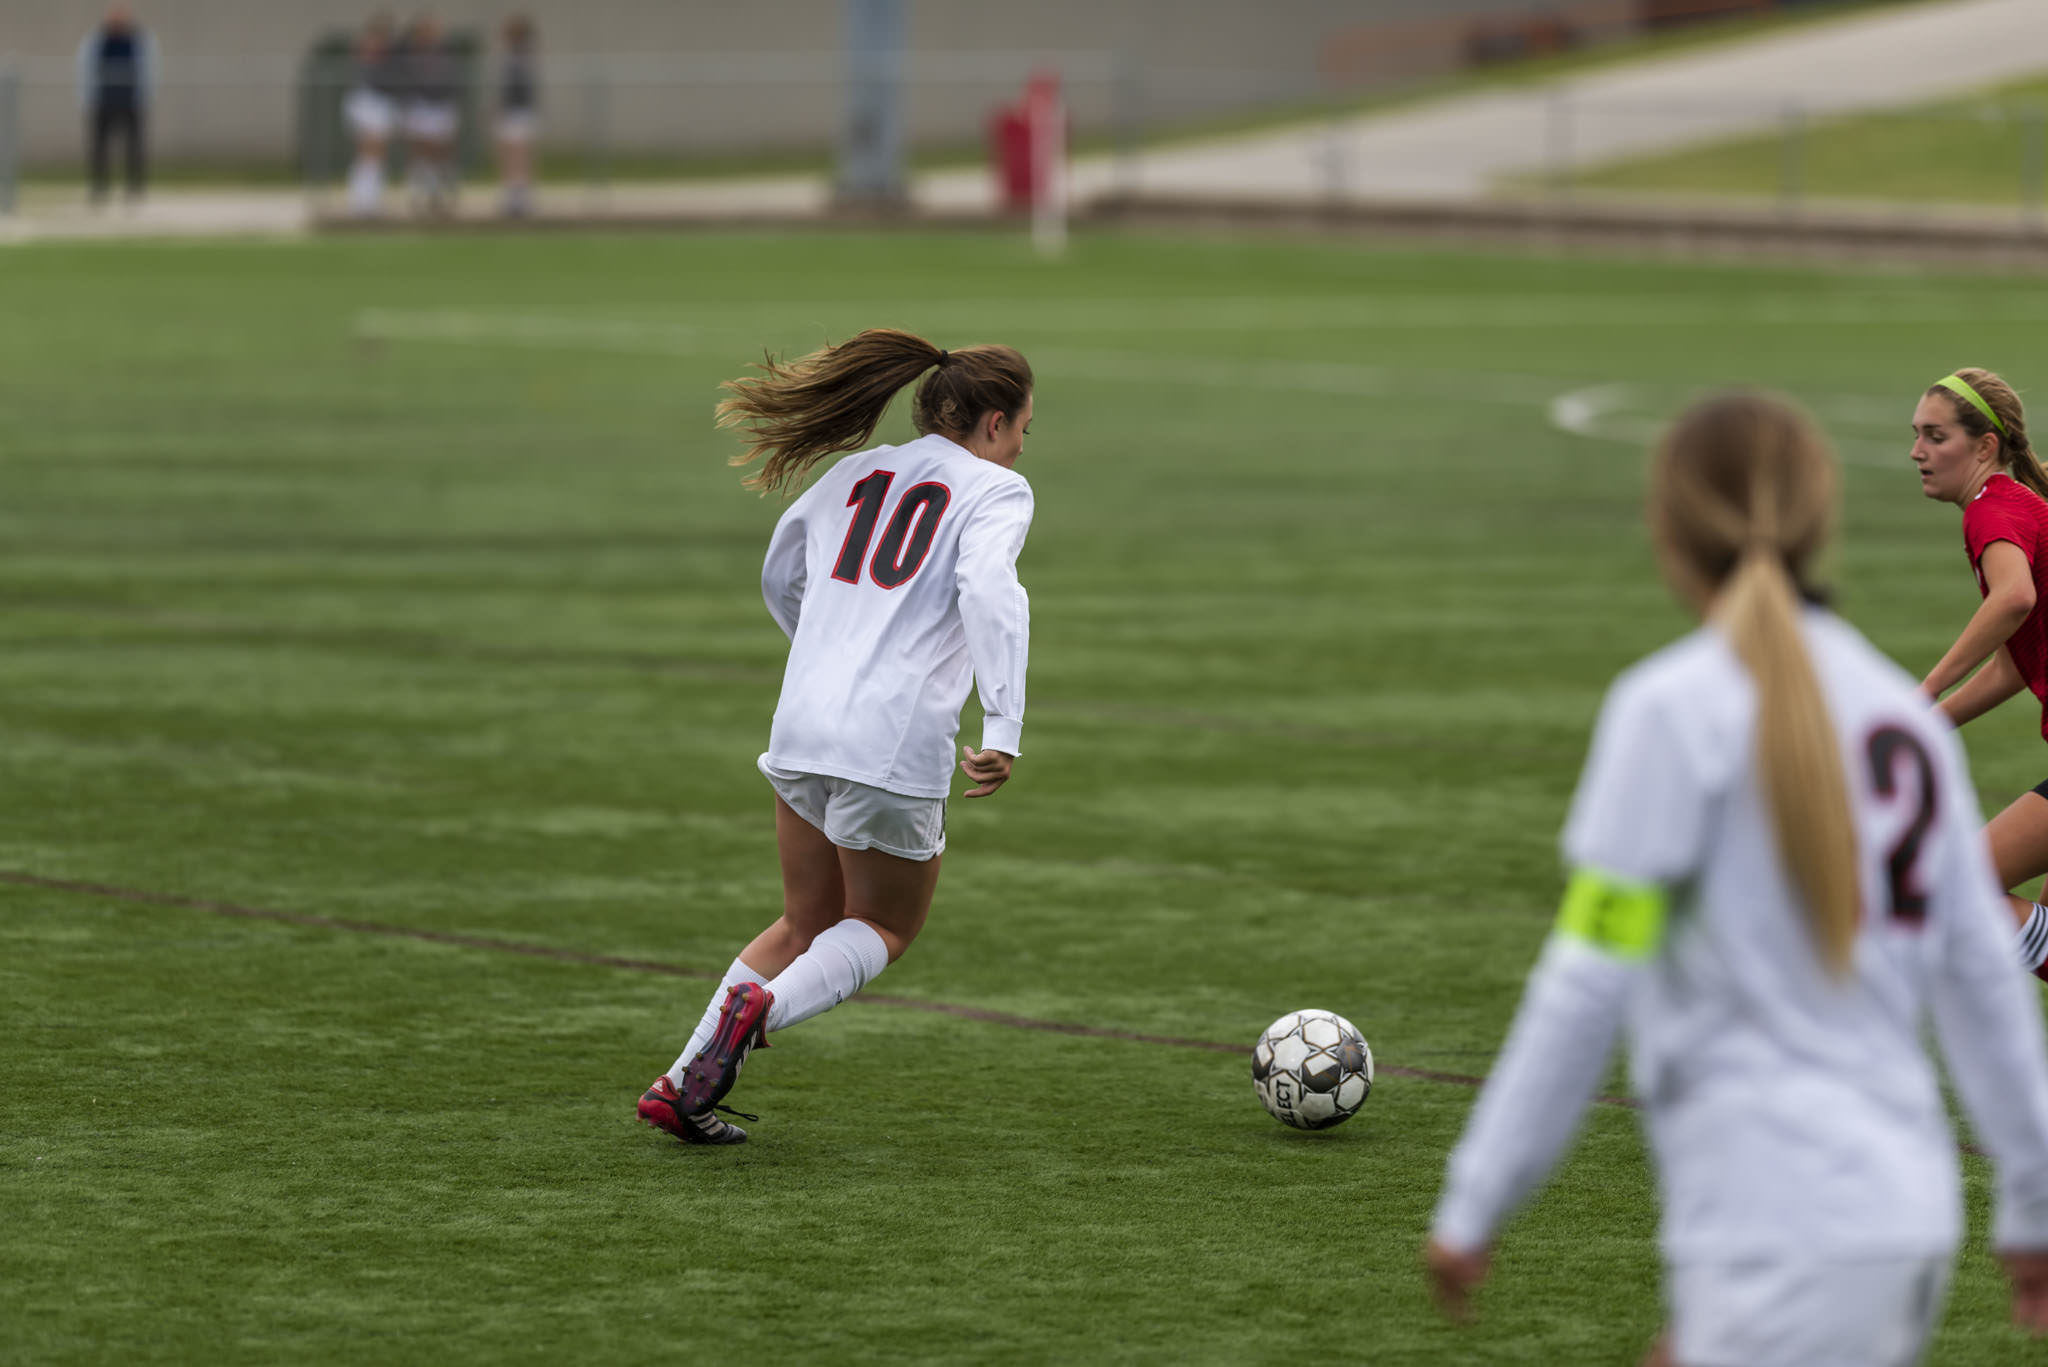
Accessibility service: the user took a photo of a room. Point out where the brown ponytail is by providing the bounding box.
[716,328,1033,494]
[1653,392,1860,976]
[1929,367,2047,501]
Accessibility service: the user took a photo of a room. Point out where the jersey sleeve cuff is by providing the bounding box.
[981,716,1022,757]
[1428,1200,1495,1258]
[1994,1179,2048,1252]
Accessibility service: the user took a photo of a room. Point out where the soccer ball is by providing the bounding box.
[1252,1009,1373,1130]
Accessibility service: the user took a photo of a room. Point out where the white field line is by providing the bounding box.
[1549,383,1668,448]
[362,294,2048,338]
[353,308,1563,409]
[352,307,1917,467]
[353,309,700,355]
[1548,381,1913,470]
[1030,347,1562,406]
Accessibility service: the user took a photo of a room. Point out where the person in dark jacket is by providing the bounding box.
[76,6,155,204]
[345,13,402,216]
[400,14,461,216]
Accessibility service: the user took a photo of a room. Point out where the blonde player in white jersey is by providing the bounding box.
[1426,393,2048,1365]
[637,329,1033,1146]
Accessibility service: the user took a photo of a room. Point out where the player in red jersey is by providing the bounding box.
[1915,368,2048,979]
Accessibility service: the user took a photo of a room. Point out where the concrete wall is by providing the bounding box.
[4,1,1643,168]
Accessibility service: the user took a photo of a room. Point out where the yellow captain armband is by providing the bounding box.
[1555,868,1668,961]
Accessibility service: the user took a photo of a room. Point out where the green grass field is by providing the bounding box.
[4,228,2048,1364]
[1560,73,2048,208]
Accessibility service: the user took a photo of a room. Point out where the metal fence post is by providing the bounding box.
[1030,65,1067,257]
[307,71,333,214]
[580,72,595,211]
[581,71,611,213]
[1112,48,1141,200]
[597,78,612,205]
[838,0,908,208]
[0,68,18,216]
[2024,102,2046,235]
[1779,100,1805,219]
[1321,111,1349,205]
[1546,91,1574,204]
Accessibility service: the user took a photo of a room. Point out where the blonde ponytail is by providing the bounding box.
[1715,549,1861,975]
[1658,393,1860,976]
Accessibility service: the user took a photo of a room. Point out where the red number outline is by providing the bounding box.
[869,481,952,590]
[832,470,894,584]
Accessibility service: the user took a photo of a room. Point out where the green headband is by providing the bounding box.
[1936,374,2009,436]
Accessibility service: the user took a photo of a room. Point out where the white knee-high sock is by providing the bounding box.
[2019,903,2048,972]
[665,957,766,1083]
[764,920,889,1033]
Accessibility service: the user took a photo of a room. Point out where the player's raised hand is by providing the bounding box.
[1424,1238,1490,1324]
[2004,1249,2048,1334]
[959,745,1012,798]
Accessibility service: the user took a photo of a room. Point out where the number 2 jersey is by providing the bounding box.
[758,433,1032,799]
[1432,609,2048,1263]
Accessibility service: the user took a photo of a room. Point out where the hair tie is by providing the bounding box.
[1936,373,2009,436]
[936,349,949,366]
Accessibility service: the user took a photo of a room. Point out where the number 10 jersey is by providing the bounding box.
[757,433,1033,799]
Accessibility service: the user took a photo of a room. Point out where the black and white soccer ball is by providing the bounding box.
[1252,1009,1373,1130]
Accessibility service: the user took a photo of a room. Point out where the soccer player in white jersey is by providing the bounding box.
[637,329,1033,1145]
[1426,393,2048,1365]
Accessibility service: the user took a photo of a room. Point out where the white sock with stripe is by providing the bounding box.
[2020,903,2048,972]
[763,919,890,1033]
[666,957,766,1084]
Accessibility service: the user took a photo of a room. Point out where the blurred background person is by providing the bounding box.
[76,5,155,206]
[401,14,461,217]
[344,13,402,218]
[495,15,540,218]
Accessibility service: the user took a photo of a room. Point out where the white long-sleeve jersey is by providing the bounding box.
[1433,610,2048,1263]
[758,433,1032,800]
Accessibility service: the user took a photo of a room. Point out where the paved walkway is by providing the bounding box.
[4,0,2044,240]
[0,187,307,241]
[0,178,834,242]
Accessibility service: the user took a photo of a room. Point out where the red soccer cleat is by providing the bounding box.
[637,1074,753,1146]
[675,982,774,1118]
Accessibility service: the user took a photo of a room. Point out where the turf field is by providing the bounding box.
[5,228,2048,1365]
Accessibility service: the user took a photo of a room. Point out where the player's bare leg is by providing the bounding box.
[1638,1333,1674,1367]
[835,842,941,963]
[652,804,944,1138]
[405,136,430,212]
[738,845,939,1046]
[665,797,836,1072]
[641,798,842,1144]
[347,134,386,216]
[739,796,848,977]
[1988,791,2048,918]
[498,137,533,216]
[430,135,458,213]
[1985,792,2048,978]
